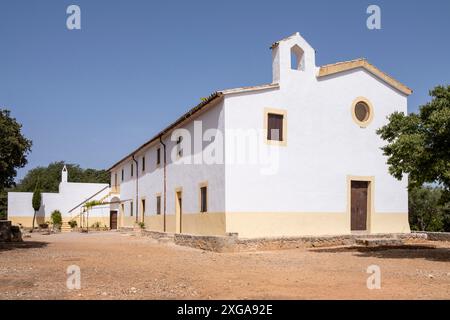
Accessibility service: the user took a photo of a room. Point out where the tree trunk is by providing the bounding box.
[31,210,37,233]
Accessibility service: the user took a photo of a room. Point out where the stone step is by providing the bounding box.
[355,238,404,247]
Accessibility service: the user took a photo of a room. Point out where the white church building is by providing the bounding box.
[8,33,412,237]
[106,32,412,238]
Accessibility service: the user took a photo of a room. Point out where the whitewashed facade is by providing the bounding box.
[108,33,411,238]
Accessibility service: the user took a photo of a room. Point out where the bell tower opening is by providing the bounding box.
[290,45,305,71]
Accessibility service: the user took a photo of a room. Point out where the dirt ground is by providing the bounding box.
[0,231,449,300]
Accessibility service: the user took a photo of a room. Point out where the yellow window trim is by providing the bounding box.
[351,97,374,128]
[264,107,287,146]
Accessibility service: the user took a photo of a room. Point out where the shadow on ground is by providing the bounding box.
[0,240,48,252]
[310,245,450,262]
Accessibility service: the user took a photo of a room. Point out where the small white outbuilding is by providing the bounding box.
[8,166,113,229]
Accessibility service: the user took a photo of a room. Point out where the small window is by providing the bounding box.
[121,204,124,215]
[121,169,124,181]
[156,196,161,215]
[131,163,134,177]
[355,102,370,122]
[176,136,183,158]
[200,186,207,213]
[351,98,373,127]
[141,199,146,216]
[142,156,145,172]
[267,113,284,141]
[156,148,161,166]
[114,173,117,187]
[130,201,133,217]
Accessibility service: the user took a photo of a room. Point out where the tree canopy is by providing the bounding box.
[15,161,110,193]
[377,85,450,201]
[0,109,32,190]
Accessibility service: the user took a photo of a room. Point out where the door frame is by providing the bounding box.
[175,187,183,233]
[347,176,374,234]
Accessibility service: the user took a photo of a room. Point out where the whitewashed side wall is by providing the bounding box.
[113,100,226,220]
[8,182,110,220]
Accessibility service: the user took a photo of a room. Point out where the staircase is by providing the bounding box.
[61,220,72,233]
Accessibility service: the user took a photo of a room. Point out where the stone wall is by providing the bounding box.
[413,231,450,242]
[173,232,429,252]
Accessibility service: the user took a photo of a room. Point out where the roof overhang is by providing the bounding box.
[317,58,412,96]
[107,83,279,172]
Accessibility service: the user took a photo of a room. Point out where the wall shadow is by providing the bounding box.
[310,245,450,263]
[0,240,48,252]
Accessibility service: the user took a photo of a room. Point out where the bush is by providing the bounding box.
[137,222,145,229]
[38,223,49,229]
[68,220,77,228]
[50,210,62,226]
[91,221,101,229]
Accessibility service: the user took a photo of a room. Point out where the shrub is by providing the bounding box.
[137,222,145,229]
[68,220,77,228]
[38,223,49,229]
[91,221,101,229]
[50,210,62,226]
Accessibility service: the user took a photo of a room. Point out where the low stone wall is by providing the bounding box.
[173,232,429,253]
[123,228,430,252]
[413,231,450,242]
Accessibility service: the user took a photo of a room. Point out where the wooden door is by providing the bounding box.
[110,211,118,230]
[351,181,368,231]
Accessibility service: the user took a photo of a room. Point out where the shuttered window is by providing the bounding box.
[156,148,161,165]
[142,156,146,172]
[200,186,207,213]
[130,201,133,217]
[267,113,284,141]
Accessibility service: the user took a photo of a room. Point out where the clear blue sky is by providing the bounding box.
[1,0,449,180]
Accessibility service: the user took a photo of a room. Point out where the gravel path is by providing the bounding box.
[0,231,449,299]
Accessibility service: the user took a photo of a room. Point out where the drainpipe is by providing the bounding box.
[159,136,167,232]
[132,155,139,224]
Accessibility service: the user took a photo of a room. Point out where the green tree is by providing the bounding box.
[377,85,450,201]
[15,161,109,193]
[0,109,32,189]
[409,186,447,231]
[0,109,32,220]
[31,184,42,231]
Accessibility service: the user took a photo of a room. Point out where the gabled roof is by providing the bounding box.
[318,58,412,95]
[107,83,279,171]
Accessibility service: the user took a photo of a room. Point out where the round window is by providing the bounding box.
[355,101,370,122]
[351,98,373,127]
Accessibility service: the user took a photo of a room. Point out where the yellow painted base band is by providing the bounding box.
[226,212,410,238]
[9,216,112,228]
[226,212,349,238]
[10,211,410,238]
[142,213,226,236]
[370,212,411,234]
